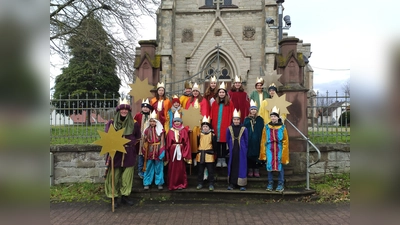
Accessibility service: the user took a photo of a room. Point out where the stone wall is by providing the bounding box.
[50,143,350,184]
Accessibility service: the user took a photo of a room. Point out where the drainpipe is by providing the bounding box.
[50,152,54,186]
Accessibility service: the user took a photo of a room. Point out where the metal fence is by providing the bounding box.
[50,91,350,145]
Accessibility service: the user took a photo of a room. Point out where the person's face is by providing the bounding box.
[201,124,210,132]
[157,88,165,96]
[270,115,279,123]
[192,90,199,97]
[269,89,276,97]
[120,109,129,117]
[233,118,240,125]
[210,82,217,89]
[256,83,263,92]
[250,108,257,116]
[234,82,241,89]
[184,88,192,95]
[142,106,150,113]
[218,90,226,98]
[173,102,180,108]
[173,120,182,126]
[149,119,156,127]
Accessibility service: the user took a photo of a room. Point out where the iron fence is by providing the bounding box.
[50,91,350,145]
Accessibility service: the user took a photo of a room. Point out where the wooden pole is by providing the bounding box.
[111,159,115,212]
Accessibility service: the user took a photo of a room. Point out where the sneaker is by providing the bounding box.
[158,185,163,190]
[276,183,284,192]
[194,160,197,166]
[138,172,144,179]
[240,187,246,191]
[216,158,222,167]
[253,169,260,178]
[196,184,203,190]
[209,185,214,191]
[266,181,273,191]
[221,158,227,168]
[247,168,254,177]
[144,185,149,190]
[227,185,234,190]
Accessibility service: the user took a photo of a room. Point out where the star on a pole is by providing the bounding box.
[93,126,130,158]
[265,94,292,115]
[128,77,154,103]
[264,71,282,87]
[182,106,203,130]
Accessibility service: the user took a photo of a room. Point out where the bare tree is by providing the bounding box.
[50,0,160,83]
[342,78,350,96]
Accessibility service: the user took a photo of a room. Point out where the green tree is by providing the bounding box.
[53,14,120,125]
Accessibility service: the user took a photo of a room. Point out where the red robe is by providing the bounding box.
[210,100,235,142]
[150,97,172,133]
[185,97,210,117]
[166,126,191,190]
[228,90,250,123]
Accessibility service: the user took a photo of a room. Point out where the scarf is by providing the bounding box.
[113,111,135,136]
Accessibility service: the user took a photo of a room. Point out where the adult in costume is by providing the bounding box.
[226,109,248,191]
[165,111,191,190]
[228,75,250,123]
[104,98,140,208]
[259,106,289,192]
[210,82,235,168]
[133,98,153,179]
[259,83,286,124]
[249,77,270,109]
[243,100,264,178]
[142,110,166,190]
[195,116,216,191]
[203,75,218,113]
[150,82,172,133]
[179,80,193,108]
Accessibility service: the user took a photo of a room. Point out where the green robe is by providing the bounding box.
[243,115,264,161]
[249,90,270,108]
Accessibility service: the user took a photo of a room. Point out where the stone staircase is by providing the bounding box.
[130,164,315,203]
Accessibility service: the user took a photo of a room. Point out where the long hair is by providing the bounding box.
[204,86,217,98]
[190,92,204,103]
[155,88,166,101]
[230,85,244,92]
[215,90,230,106]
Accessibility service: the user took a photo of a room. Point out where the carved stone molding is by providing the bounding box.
[243,26,255,41]
[214,28,222,36]
[182,29,193,42]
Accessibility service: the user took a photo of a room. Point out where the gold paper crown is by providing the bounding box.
[172,95,179,99]
[118,97,130,106]
[268,83,277,91]
[269,83,276,88]
[233,108,241,118]
[150,110,158,119]
[201,115,211,124]
[210,75,217,83]
[156,82,165,89]
[256,77,264,85]
[173,110,181,119]
[218,81,226,90]
[142,98,150,104]
[271,106,280,115]
[184,81,193,89]
[192,82,200,91]
[250,99,257,108]
[233,75,242,83]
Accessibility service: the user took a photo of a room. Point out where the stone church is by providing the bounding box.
[134,0,315,175]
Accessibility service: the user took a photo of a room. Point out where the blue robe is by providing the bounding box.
[226,125,248,186]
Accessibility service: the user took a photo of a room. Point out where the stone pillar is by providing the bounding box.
[275,37,309,174]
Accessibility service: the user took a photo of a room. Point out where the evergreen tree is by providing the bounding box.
[53,14,120,124]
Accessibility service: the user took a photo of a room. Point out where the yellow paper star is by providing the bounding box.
[265,94,292,115]
[128,77,154,103]
[93,126,130,158]
[264,71,282,87]
[182,106,203,129]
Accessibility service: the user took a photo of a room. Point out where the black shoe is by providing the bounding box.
[121,196,134,206]
[111,198,119,209]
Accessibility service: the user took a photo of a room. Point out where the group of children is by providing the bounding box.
[104,76,289,208]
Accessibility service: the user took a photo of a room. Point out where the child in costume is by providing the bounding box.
[165,111,191,190]
[142,110,166,190]
[259,106,289,192]
[228,75,250,123]
[195,116,216,191]
[226,109,248,191]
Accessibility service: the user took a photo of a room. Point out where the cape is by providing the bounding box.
[249,90,270,110]
[228,90,250,123]
[150,97,172,133]
[259,123,289,171]
[243,116,265,161]
[226,125,248,186]
[210,100,234,142]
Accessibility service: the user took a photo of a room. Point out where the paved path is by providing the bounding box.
[50,201,350,225]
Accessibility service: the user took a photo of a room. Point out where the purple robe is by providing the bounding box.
[226,125,248,186]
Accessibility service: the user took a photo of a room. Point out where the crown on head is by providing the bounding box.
[270,106,280,117]
[173,110,181,119]
[201,115,211,124]
[150,110,158,120]
[250,99,257,108]
[233,108,241,118]
[268,83,278,92]
[234,75,242,83]
[256,77,264,85]
[192,82,200,92]
[218,81,226,91]
[210,75,217,83]
[118,97,130,106]
[142,98,150,104]
[172,95,179,99]
[184,81,193,89]
[156,82,165,89]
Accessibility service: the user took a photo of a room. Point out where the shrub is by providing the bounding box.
[339,111,350,126]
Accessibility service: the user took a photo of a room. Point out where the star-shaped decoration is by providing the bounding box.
[93,126,130,158]
[128,77,154,103]
[182,106,203,129]
[264,94,292,115]
[264,71,282,87]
